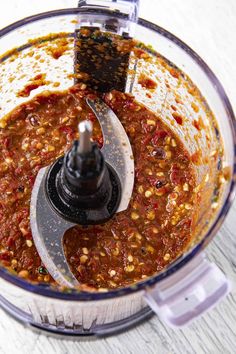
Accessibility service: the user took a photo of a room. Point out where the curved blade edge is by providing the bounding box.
[86,98,134,212]
[30,167,78,288]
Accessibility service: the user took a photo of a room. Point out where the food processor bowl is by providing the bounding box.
[0,2,235,336]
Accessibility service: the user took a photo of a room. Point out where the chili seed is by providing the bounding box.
[22,143,29,150]
[131,211,140,220]
[113,234,119,240]
[109,270,116,277]
[82,247,89,255]
[11,259,18,268]
[147,245,155,254]
[156,172,164,177]
[183,183,189,191]
[159,162,167,169]
[210,150,217,157]
[211,202,218,209]
[171,138,177,147]
[171,219,177,225]
[138,185,144,194]
[20,227,28,236]
[18,270,29,279]
[166,136,171,144]
[96,274,104,282]
[36,142,43,149]
[0,163,8,172]
[145,190,153,198]
[166,151,172,159]
[108,280,117,288]
[169,192,178,200]
[219,174,226,184]
[185,203,192,210]
[36,127,45,135]
[30,158,41,168]
[98,288,108,292]
[61,117,69,123]
[132,201,139,210]
[80,84,87,90]
[125,265,134,272]
[47,145,55,152]
[0,120,7,128]
[145,168,153,175]
[112,248,119,256]
[5,157,13,164]
[131,243,138,249]
[26,240,33,247]
[135,232,142,240]
[128,255,134,262]
[129,127,135,134]
[80,255,88,264]
[163,253,170,261]
[147,119,156,126]
[191,102,199,113]
[107,92,113,101]
[146,210,155,220]
[44,275,50,282]
[174,185,181,193]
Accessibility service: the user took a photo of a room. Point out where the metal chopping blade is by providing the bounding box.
[86,97,134,212]
[30,99,134,288]
[30,167,78,288]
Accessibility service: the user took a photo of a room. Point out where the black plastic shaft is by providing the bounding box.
[45,121,121,225]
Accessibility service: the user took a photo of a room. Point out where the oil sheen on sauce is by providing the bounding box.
[0,85,196,290]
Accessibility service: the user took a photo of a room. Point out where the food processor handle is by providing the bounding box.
[78,0,139,20]
[144,253,231,327]
[77,0,139,36]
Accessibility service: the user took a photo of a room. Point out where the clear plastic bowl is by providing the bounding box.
[0,7,235,335]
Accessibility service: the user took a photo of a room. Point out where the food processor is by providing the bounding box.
[0,0,235,337]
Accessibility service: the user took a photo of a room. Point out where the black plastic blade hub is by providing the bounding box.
[45,141,121,225]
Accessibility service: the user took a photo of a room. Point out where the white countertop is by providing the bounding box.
[0,1,236,353]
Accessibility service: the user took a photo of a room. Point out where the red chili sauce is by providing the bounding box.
[0,85,196,289]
